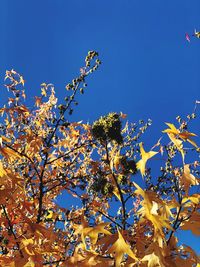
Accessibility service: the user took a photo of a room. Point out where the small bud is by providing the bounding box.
[72,79,77,86]
[58,104,65,110]
[66,84,71,90]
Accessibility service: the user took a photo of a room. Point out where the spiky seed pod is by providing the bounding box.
[92,113,123,144]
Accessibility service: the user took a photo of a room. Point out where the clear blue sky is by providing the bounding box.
[1,0,200,254]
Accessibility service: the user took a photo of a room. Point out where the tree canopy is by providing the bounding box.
[0,52,200,266]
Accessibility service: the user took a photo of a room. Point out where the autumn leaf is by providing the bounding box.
[162,123,179,135]
[21,238,35,256]
[0,147,21,161]
[73,215,103,249]
[107,229,138,266]
[182,194,200,205]
[40,83,47,96]
[167,133,185,162]
[142,252,164,267]
[110,147,122,171]
[179,132,198,147]
[45,210,53,220]
[0,136,11,146]
[180,164,199,194]
[112,153,122,171]
[119,112,127,119]
[134,182,173,247]
[175,244,199,266]
[0,162,7,177]
[113,187,122,201]
[181,212,200,235]
[163,122,198,148]
[23,258,35,267]
[136,142,158,176]
[82,223,111,247]
[34,96,42,107]
[19,75,25,86]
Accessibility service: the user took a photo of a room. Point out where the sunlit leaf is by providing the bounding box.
[107,229,138,266]
[136,143,158,176]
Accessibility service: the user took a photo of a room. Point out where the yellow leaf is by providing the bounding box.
[133,182,145,198]
[0,162,7,177]
[142,252,163,267]
[0,147,21,159]
[150,201,159,215]
[163,122,198,148]
[179,131,198,148]
[113,154,121,171]
[113,187,126,202]
[107,229,138,267]
[181,164,199,194]
[0,135,11,145]
[186,195,200,204]
[41,87,47,97]
[21,238,35,256]
[83,223,111,245]
[151,137,162,150]
[45,210,53,220]
[133,182,173,247]
[20,75,25,86]
[136,143,158,176]
[162,123,179,135]
[167,133,185,163]
[23,258,35,267]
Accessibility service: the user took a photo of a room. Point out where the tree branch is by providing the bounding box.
[1,205,24,258]
[105,141,127,230]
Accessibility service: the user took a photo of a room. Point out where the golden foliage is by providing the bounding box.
[0,55,200,266]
